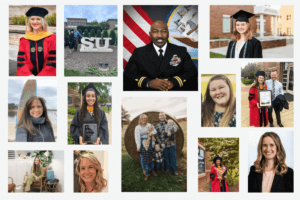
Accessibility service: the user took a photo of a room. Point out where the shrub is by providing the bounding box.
[11,15,28,25]
[78,29,82,34]
[96,29,101,38]
[45,12,56,26]
[90,29,95,37]
[84,29,89,37]
[68,107,78,115]
[64,28,70,46]
[109,29,116,45]
[102,30,108,44]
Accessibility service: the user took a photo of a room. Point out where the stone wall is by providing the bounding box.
[9,33,24,45]
[9,5,56,24]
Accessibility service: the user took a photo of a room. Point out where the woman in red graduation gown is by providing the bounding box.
[210,156,229,192]
[16,7,56,76]
[249,71,268,127]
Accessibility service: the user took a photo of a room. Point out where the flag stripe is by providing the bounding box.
[124,6,152,34]
[123,22,146,49]
[132,5,153,25]
[123,9,152,45]
[123,46,132,63]
[123,35,136,55]
[123,59,128,69]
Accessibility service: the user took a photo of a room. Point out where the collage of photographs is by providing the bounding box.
[3,2,298,200]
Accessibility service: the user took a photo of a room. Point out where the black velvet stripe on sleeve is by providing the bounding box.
[37,39,45,73]
[29,40,38,75]
[48,57,56,61]
[17,63,25,67]
[248,93,255,101]
[49,50,56,55]
[210,173,215,180]
[46,62,56,68]
[18,51,25,55]
[17,57,25,61]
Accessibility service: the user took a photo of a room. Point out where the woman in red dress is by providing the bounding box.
[16,7,56,76]
[210,156,229,192]
[249,71,268,127]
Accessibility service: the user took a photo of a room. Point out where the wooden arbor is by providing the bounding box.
[124,111,184,161]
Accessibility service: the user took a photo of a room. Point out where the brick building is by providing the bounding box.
[198,141,213,192]
[107,19,118,30]
[68,88,80,108]
[210,5,279,39]
[65,18,88,30]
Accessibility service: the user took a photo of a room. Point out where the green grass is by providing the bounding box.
[210,52,226,58]
[122,155,185,192]
[68,115,73,119]
[65,66,117,77]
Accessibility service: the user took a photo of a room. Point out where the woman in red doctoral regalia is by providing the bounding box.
[248,71,268,127]
[210,156,229,192]
[16,7,56,76]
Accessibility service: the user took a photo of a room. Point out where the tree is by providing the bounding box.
[64,28,70,46]
[84,29,89,37]
[90,29,95,37]
[90,20,98,26]
[96,29,101,38]
[78,29,82,34]
[109,30,116,45]
[68,82,111,103]
[198,138,239,186]
[102,30,108,44]
[100,22,109,30]
[122,106,130,128]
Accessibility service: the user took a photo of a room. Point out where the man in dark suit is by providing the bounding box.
[124,20,198,91]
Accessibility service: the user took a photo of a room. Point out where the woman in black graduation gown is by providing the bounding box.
[226,10,263,58]
[70,83,109,145]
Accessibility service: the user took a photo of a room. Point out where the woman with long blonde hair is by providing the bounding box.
[201,74,236,127]
[76,152,108,192]
[16,7,56,76]
[16,157,44,192]
[248,132,293,192]
[226,10,262,58]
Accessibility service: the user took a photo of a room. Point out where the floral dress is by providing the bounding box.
[213,112,236,127]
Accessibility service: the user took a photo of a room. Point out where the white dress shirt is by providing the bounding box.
[153,42,167,56]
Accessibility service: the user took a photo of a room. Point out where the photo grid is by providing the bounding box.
[3,1,298,200]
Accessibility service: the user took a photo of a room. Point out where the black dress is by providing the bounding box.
[226,37,263,58]
[248,165,293,192]
[70,108,109,145]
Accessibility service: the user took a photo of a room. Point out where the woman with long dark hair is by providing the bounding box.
[70,83,109,145]
[249,71,268,127]
[16,157,44,192]
[226,10,263,58]
[15,96,55,142]
[210,156,229,192]
[248,132,293,192]
[16,7,56,76]
[202,74,236,127]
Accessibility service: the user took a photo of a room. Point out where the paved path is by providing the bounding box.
[64,45,117,73]
[241,82,294,127]
[210,44,294,58]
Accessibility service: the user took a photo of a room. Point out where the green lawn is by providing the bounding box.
[64,66,117,77]
[122,121,187,192]
[210,52,226,58]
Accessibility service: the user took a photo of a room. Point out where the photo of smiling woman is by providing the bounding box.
[201,74,236,127]
[74,151,108,192]
[248,131,294,192]
[70,83,109,145]
[226,10,263,58]
[16,6,56,76]
[15,96,55,142]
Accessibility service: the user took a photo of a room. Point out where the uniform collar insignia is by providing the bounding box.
[170,54,181,67]
[24,31,53,41]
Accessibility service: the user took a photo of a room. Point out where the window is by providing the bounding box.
[68,96,72,105]
[222,15,230,33]
[287,27,292,35]
[198,147,205,175]
[287,15,292,21]
[277,16,282,22]
[277,27,282,35]
[256,20,266,34]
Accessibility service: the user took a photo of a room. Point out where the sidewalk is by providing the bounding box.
[210,44,294,58]
[241,82,294,127]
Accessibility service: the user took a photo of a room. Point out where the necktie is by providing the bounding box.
[156,49,164,74]
[158,49,163,63]
[272,81,275,100]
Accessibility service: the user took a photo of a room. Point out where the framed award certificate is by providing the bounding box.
[259,90,272,107]
[82,123,98,143]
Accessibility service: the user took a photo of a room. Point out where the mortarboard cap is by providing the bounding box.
[213,156,222,163]
[231,10,255,34]
[82,83,100,96]
[26,7,49,18]
[255,71,265,77]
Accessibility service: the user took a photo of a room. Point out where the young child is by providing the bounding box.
[140,139,157,181]
[153,143,164,173]
[148,125,156,149]
[165,119,177,146]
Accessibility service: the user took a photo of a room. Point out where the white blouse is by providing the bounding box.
[134,123,157,149]
[235,41,245,59]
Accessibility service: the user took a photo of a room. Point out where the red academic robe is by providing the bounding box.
[210,166,229,192]
[16,32,56,76]
[248,86,268,127]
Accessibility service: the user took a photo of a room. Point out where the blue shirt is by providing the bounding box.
[265,79,284,100]
[74,31,82,38]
